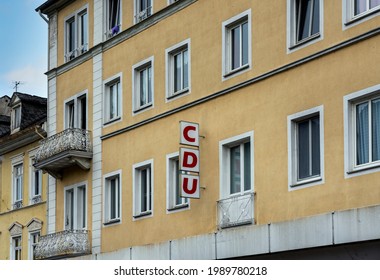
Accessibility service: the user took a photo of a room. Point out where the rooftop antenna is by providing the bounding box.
[13,81,25,92]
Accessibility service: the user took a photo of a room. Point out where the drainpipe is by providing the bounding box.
[38,9,49,24]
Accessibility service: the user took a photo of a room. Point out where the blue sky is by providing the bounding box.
[0,0,48,98]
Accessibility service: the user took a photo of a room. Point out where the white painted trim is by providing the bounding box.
[134,0,154,24]
[286,0,324,53]
[103,72,123,126]
[63,90,88,129]
[165,38,191,102]
[103,169,122,226]
[132,159,154,220]
[287,105,325,190]
[166,152,190,214]
[342,0,380,29]
[28,151,42,205]
[219,131,254,199]
[222,9,252,81]
[28,230,40,260]
[132,56,155,115]
[63,181,88,230]
[343,84,380,178]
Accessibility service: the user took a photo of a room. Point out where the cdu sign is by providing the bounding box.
[179,121,200,199]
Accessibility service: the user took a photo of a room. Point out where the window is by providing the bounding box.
[64,184,87,230]
[288,106,324,188]
[11,105,21,131]
[167,153,189,212]
[133,160,153,218]
[219,132,253,198]
[166,40,190,99]
[104,171,121,224]
[344,85,380,176]
[135,0,153,23]
[132,58,154,113]
[104,74,122,124]
[13,163,23,209]
[30,155,42,204]
[12,236,22,260]
[65,93,87,129]
[105,0,121,38]
[29,231,40,260]
[347,0,380,21]
[288,0,322,49]
[64,6,88,62]
[222,10,251,78]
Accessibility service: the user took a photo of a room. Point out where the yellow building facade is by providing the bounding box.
[0,93,47,260]
[34,0,380,259]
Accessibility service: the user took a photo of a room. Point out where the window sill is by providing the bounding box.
[103,117,121,126]
[223,64,250,79]
[167,204,189,212]
[167,88,189,101]
[289,33,321,50]
[345,8,380,26]
[103,219,121,226]
[290,177,322,188]
[347,162,380,175]
[133,211,152,219]
[133,104,153,114]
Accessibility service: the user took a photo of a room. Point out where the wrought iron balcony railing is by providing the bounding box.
[217,192,254,229]
[34,128,92,179]
[34,230,91,260]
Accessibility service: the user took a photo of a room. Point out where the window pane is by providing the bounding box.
[297,0,313,41]
[140,69,147,106]
[174,53,182,92]
[242,22,248,66]
[372,98,380,161]
[231,25,241,70]
[34,170,40,195]
[230,145,241,194]
[141,169,148,212]
[311,0,320,36]
[355,0,367,15]
[297,120,310,179]
[147,67,152,103]
[243,142,251,191]
[68,19,75,52]
[183,49,189,89]
[110,179,116,219]
[80,12,88,50]
[370,0,380,9]
[356,102,369,165]
[311,116,320,176]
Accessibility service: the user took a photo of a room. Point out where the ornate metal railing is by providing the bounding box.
[217,192,254,229]
[34,230,90,260]
[34,128,92,163]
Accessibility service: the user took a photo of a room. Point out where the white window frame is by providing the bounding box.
[344,0,380,27]
[219,131,254,199]
[288,106,324,190]
[11,236,22,260]
[103,73,122,125]
[133,159,154,219]
[64,91,88,129]
[132,57,154,114]
[11,154,24,210]
[222,9,252,80]
[166,152,189,213]
[64,182,87,230]
[104,0,122,39]
[64,5,89,62]
[28,230,40,260]
[167,0,179,4]
[103,170,122,225]
[29,149,42,205]
[134,0,153,23]
[165,39,191,101]
[344,84,380,177]
[11,104,22,133]
[287,0,324,52]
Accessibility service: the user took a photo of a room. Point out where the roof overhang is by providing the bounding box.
[35,0,75,15]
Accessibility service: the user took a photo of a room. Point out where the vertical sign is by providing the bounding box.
[179,121,200,199]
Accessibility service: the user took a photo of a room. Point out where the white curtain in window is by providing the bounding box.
[372,98,380,161]
[356,102,369,165]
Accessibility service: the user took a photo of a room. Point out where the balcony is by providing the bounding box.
[217,192,254,229]
[34,230,91,260]
[34,128,92,179]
